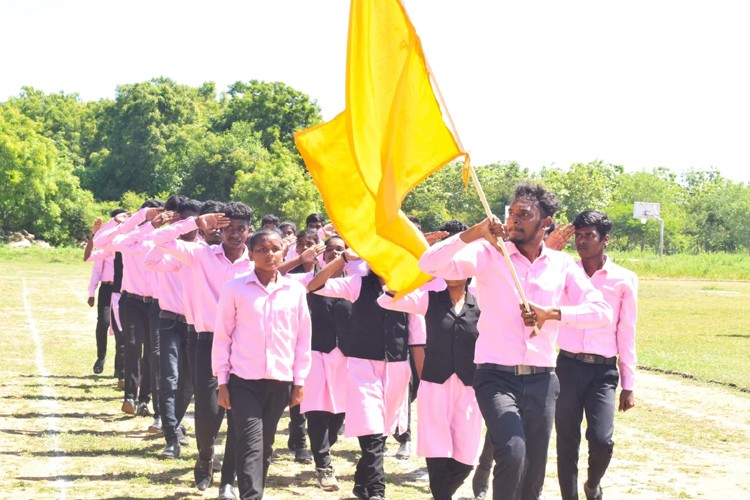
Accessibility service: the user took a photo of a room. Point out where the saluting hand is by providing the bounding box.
[151,211,176,229]
[114,211,131,224]
[196,213,231,232]
[424,231,449,246]
[300,243,325,265]
[545,223,574,251]
[144,207,165,222]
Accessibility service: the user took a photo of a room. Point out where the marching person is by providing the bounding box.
[419,183,613,500]
[553,210,638,500]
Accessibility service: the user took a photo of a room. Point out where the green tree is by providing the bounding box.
[216,80,322,153]
[541,160,623,223]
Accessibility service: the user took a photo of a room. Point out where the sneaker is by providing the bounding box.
[315,466,340,492]
[136,402,151,417]
[395,441,410,460]
[295,447,313,464]
[148,416,162,434]
[218,483,236,500]
[584,481,603,500]
[92,358,105,374]
[121,398,136,415]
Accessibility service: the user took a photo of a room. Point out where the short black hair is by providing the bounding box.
[110,208,127,218]
[223,202,253,223]
[279,221,297,233]
[261,214,280,227]
[164,194,186,212]
[573,210,613,238]
[439,220,468,236]
[179,198,203,215]
[325,235,345,247]
[297,228,320,243]
[199,200,225,216]
[248,228,282,250]
[513,182,560,218]
[306,213,325,225]
[140,199,164,209]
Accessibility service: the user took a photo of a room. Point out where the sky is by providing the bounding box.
[2,0,749,183]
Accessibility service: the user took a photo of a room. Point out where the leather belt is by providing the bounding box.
[559,349,617,366]
[477,363,555,376]
[196,331,214,341]
[159,310,187,323]
[125,292,153,303]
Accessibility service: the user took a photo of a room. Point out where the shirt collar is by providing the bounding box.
[213,243,250,262]
[244,270,291,289]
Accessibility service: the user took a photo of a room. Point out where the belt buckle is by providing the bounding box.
[515,365,533,376]
[581,354,596,364]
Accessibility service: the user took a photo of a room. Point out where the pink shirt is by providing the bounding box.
[152,218,254,333]
[558,257,638,390]
[144,241,206,324]
[314,274,425,346]
[144,246,185,316]
[419,235,612,368]
[93,208,154,297]
[213,271,312,386]
[86,249,115,297]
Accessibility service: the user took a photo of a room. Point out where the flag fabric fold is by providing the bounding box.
[295,0,466,296]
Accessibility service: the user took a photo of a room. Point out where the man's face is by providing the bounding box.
[307,221,323,231]
[222,219,251,250]
[506,198,547,246]
[280,225,295,238]
[295,235,316,255]
[574,225,609,259]
[179,209,199,242]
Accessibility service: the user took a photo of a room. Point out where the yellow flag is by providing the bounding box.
[295,0,465,296]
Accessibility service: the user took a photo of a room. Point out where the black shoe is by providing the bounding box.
[472,467,491,499]
[584,481,603,500]
[121,398,136,415]
[161,441,180,459]
[395,441,410,460]
[194,457,214,491]
[176,426,188,446]
[294,447,312,464]
[352,484,369,500]
[136,402,151,417]
[218,483,236,500]
[93,358,105,374]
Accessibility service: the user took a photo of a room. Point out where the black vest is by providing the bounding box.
[421,289,480,386]
[113,251,123,293]
[308,292,351,354]
[348,273,409,362]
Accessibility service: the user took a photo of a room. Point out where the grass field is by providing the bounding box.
[1,246,749,499]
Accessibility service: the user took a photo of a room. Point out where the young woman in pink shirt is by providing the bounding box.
[214,229,312,500]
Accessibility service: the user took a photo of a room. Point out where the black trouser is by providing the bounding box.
[194,332,236,485]
[555,355,618,500]
[394,355,419,444]
[94,283,113,361]
[473,367,560,500]
[355,434,387,498]
[158,316,194,442]
[306,410,345,469]
[122,296,152,404]
[148,300,161,417]
[229,376,291,500]
[426,457,473,500]
[112,293,124,379]
[287,405,307,450]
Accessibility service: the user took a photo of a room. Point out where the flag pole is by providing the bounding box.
[426,62,539,337]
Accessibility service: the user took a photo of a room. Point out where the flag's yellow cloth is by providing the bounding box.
[295,0,465,296]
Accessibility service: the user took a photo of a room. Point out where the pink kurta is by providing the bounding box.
[314,274,413,437]
[300,347,348,414]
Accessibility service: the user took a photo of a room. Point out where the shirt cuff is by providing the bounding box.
[217,372,229,385]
